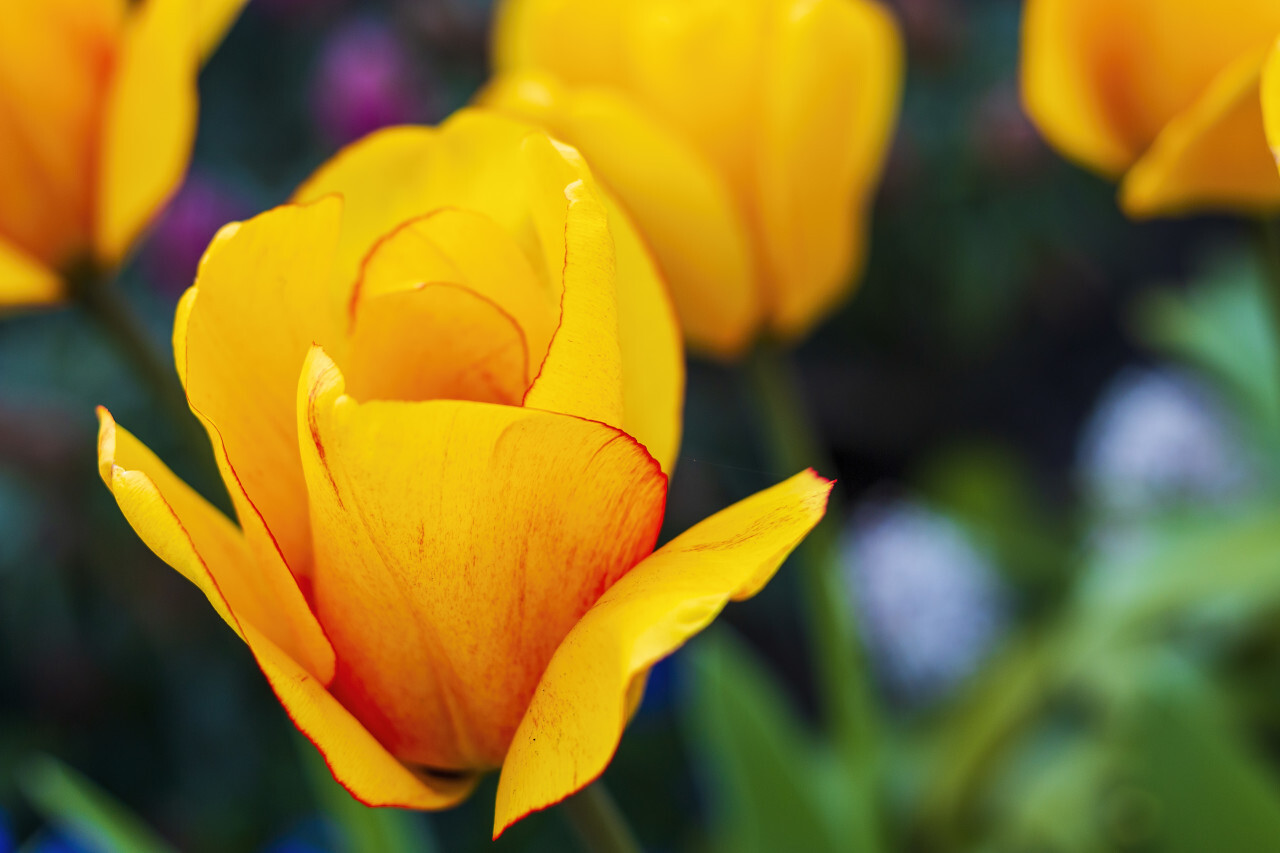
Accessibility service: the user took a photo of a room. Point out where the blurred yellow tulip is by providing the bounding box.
[0,0,246,307]
[480,0,903,358]
[96,110,831,836]
[1022,0,1280,217]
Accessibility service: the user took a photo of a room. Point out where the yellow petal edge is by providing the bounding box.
[493,468,833,837]
[96,407,475,810]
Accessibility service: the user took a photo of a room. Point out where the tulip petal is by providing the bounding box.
[296,111,563,294]
[348,282,532,405]
[493,469,833,837]
[0,0,122,266]
[1021,0,1280,178]
[1257,38,1280,171]
[298,347,667,771]
[756,0,903,339]
[96,409,468,810]
[604,193,684,476]
[254,628,480,811]
[295,110,627,430]
[194,0,250,61]
[492,0,632,89]
[178,197,346,584]
[95,0,199,265]
[1121,49,1280,217]
[519,160,625,428]
[1020,0,1143,175]
[481,72,760,358]
[353,209,559,380]
[0,239,62,308]
[95,407,334,686]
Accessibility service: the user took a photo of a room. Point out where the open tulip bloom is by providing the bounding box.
[0,0,245,308]
[96,110,831,836]
[481,0,903,358]
[1022,0,1280,217]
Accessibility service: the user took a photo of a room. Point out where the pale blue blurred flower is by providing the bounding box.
[842,499,1007,705]
[1078,366,1253,516]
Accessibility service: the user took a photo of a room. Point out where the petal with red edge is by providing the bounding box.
[347,281,532,405]
[493,469,832,836]
[298,347,666,772]
[352,209,558,372]
[179,197,346,584]
[295,110,628,429]
[95,406,334,684]
[602,191,683,476]
[96,409,465,809]
[520,163,625,428]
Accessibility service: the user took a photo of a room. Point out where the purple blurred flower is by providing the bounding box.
[144,174,252,295]
[311,18,427,146]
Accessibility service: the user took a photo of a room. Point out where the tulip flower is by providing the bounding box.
[479,0,903,358]
[0,0,247,308]
[1022,0,1280,217]
[96,110,831,836]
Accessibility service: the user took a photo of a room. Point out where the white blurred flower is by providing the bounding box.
[1078,367,1252,516]
[842,499,1007,705]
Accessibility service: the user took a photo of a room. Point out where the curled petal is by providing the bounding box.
[95,407,334,686]
[97,411,464,809]
[494,469,833,837]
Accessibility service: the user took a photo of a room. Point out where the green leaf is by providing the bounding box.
[295,733,438,853]
[1132,253,1280,442]
[682,629,873,853]
[1073,504,1280,644]
[1116,655,1280,853]
[17,756,177,853]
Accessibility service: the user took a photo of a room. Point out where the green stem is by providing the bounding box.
[744,344,883,850]
[1259,219,1280,352]
[67,262,187,423]
[560,782,642,853]
[67,260,218,494]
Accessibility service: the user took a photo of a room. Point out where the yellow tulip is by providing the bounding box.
[1021,0,1280,217]
[480,0,903,358]
[0,0,246,307]
[96,110,831,836]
